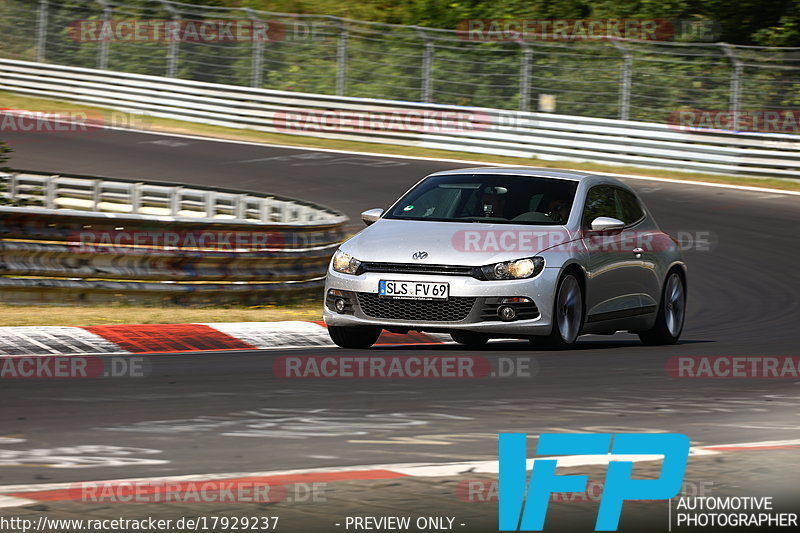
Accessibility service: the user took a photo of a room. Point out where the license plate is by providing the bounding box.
[379,280,449,301]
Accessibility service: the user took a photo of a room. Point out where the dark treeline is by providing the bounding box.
[193,0,800,46]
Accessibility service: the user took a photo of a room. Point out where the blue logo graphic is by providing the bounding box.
[499,433,689,531]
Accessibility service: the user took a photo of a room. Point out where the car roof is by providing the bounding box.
[426,166,595,181]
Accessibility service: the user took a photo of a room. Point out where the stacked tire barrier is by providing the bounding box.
[0,171,347,305]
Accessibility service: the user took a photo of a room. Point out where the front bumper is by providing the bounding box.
[323,268,561,336]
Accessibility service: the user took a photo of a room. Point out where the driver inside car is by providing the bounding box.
[545,197,571,223]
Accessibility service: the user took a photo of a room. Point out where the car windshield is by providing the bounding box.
[385,174,578,225]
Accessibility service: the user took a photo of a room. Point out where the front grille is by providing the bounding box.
[357,292,476,322]
[359,262,478,277]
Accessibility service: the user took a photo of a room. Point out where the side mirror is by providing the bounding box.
[361,208,384,226]
[590,216,625,232]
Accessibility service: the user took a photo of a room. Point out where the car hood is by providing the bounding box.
[340,219,574,266]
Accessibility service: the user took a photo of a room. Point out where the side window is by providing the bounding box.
[582,186,617,228]
[614,188,645,225]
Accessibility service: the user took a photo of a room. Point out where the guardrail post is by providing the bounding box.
[95,0,111,69]
[8,172,18,199]
[205,191,215,218]
[415,27,434,103]
[171,186,182,216]
[260,197,271,222]
[721,43,743,131]
[160,0,180,78]
[518,41,531,112]
[45,176,56,210]
[36,0,49,62]
[236,194,246,219]
[132,183,142,214]
[93,180,101,210]
[245,8,264,88]
[611,41,632,121]
[333,17,347,96]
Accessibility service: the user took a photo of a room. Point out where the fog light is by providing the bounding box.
[498,305,517,321]
[334,298,346,313]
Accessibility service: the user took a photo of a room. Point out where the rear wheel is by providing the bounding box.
[638,271,685,345]
[450,331,490,347]
[533,272,584,350]
[328,325,382,349]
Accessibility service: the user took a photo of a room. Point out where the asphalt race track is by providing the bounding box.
[1,128,799,530]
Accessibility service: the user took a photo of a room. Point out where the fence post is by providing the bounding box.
[245,8,264,88]
[721,43,743,131]
[35,0,48,62]
[95,0,111,69]
[518,41,531,112]
[333,17,347,96]
[160,0,180,78]
[611,41,632,121]
[414,27,434,103]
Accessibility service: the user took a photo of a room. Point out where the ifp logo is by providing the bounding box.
[499,433,690,531]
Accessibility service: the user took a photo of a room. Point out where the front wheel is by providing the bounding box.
[328,325,382,349]
[533,272,584,350]
[638,271,685,346]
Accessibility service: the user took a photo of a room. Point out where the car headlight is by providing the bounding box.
[481,257,544,280]
[332,249,361,275]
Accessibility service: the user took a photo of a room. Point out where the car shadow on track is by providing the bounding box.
[372,339,712,352]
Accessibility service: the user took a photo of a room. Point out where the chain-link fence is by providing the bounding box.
[2,0,800,127]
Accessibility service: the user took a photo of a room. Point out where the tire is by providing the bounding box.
[450,331,490,347]
[533,272,584,350]
[638,270,685,346]
[328,325,382,349]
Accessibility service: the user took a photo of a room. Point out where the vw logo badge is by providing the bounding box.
[412,251,428,260]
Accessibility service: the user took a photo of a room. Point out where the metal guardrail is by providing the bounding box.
[1,170,346,224]
[0,170,347,305]
[1,58,799,178]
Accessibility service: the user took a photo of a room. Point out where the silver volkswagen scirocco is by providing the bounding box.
[323,167,686,349]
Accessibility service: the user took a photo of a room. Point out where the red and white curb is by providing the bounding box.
[0,322,449,356]
[0,439,798,508]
